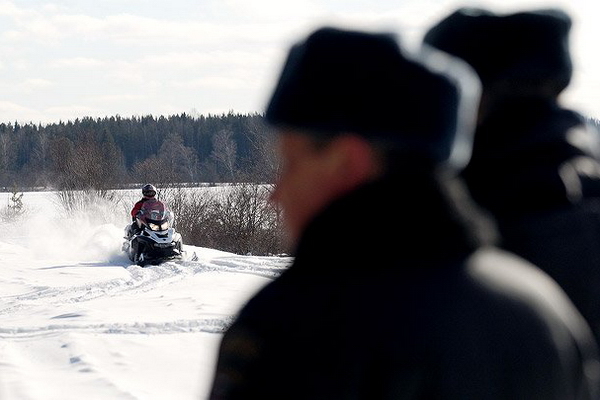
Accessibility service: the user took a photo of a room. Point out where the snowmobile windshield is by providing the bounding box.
[139,199,173,230]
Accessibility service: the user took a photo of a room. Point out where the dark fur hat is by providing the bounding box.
[265,27,479,169]
[423,7,572,96]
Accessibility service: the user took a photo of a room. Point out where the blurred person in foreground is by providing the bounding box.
[424,7,600,345]
[208,26,600,399]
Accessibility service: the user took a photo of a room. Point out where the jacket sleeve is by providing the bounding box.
[131,200,144,220]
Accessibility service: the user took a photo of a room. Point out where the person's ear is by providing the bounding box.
[328,134,381,187]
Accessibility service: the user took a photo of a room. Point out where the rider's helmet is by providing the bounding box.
[142,184,157,199]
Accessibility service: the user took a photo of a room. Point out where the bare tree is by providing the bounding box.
[132,156,178,189]
[27,131,52,187]
[157,133,199,183]
[210,129,237,182]
[0,187,26,222]
[161,187,214,244]
[242,115,278,183]
[50,133,123,212]
[202,184,284,255]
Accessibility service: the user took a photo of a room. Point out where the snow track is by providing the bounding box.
[0,250,290,339]
[0,316,234,338]
[2,257,287,310]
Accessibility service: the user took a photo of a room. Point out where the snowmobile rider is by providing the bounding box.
[128,184,158,237]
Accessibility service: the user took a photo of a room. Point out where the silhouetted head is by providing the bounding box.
[423,7,572,99]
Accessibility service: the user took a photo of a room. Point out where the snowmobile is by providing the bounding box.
[122,198,183,267]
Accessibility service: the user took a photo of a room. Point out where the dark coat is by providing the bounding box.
[462,97,600,344]
[209,174,600,399]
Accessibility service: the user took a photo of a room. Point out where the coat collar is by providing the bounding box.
[291,174,494,271]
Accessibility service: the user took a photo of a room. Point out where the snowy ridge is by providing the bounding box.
[201,255,291,278]
[0,316,234,338]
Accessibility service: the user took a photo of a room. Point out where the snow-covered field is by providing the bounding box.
[0,190,291,400]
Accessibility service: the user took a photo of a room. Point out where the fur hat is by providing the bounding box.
[423,7,572,96]
[265,27,480,169]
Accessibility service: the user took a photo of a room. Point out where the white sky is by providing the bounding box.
[2,0,600,125]
[0,189,290,399]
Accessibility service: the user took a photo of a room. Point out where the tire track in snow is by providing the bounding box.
[0,257,288,315]
[0,262,190,316]
[0,316,235,338]
[0,254,290,336]
[205,255,291,278]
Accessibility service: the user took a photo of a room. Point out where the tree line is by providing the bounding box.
[3,113,599,256]
[0,112,277,191]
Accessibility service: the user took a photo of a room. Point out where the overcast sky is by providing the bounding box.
[2,0,600,125]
